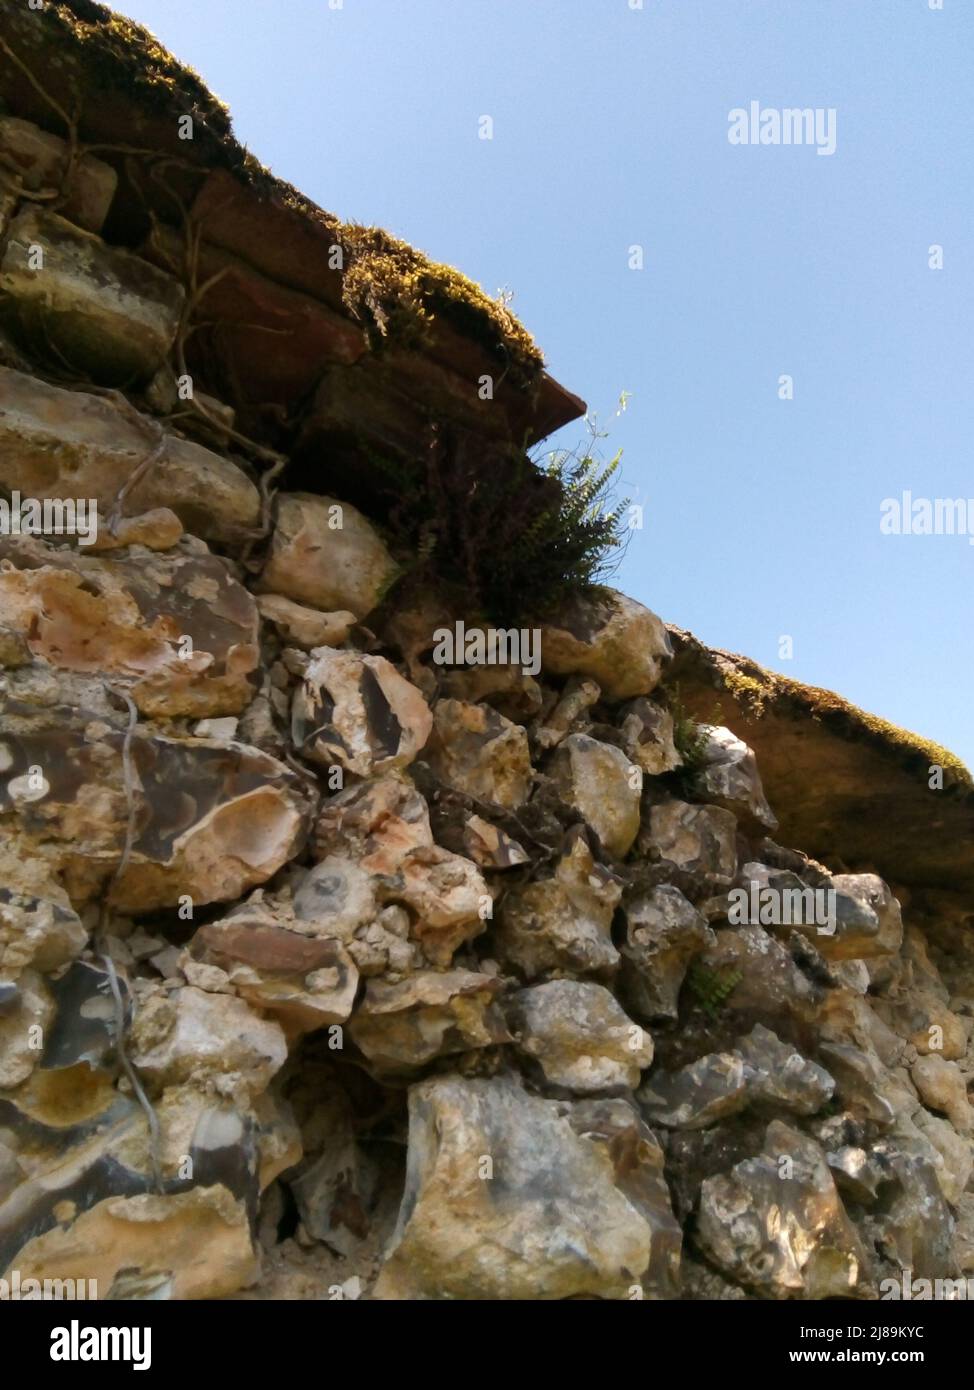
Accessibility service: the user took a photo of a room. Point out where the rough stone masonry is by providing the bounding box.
[0,2,972,1302]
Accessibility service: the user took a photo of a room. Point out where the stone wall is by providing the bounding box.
[0,4,972,1302]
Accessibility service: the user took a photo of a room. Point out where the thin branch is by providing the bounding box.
[101,951,164,1194]
[101,680,140,897]
[107,428,168,535]
[0,35,74,131]
[91,686,163,1192]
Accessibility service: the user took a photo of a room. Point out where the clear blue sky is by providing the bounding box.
[118,0,973,770]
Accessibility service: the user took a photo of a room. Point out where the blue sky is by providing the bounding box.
[118,0,973,769]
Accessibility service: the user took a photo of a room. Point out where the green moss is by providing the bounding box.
[25,3,545,386]
[780,678,971,785]
[40,2,231,131]
[723,669,772,714]
[331,223,543,385]
[718,659,971,788]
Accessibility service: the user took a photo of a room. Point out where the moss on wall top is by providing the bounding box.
[670,628,972,790]
[12,1,545,384]
[28,0,232,125]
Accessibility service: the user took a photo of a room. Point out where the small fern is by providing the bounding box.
[669,684,712,776]
[362,423,629,624]
[685,963,742,1020]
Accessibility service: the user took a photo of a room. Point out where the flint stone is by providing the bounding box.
[348,970,508,1074]
[313,771,432,875]
[191,904,359,1037]
[642,799,738,883]
[618,885,713,1023]
[0,718,310,912]
[733,862,838,949]
[817,1042,896,1129]
[343,905,423,978]
[956,1194,974,1273]
[639,1052,750,1129]
[618,697,682,775]
[698,925,823,1030]
[736,1024,835,1114]
[907,997,969,1060]
[860,1147,955,1280]
[0,970,51,1089]
[129,986,287,1101]
[257,594,356,650]
[507,980,653,1093]
[734,864,902,963]
[0,367,260,543]
[830,874,904,960]
[0,537,260,717]
[427,698,532,810]
[87,507,184,552]
[0,1076,295,1289]
[293,647,432,776]
[293,856,378,937]
[911,1054,973,1132]
[826,1145,886,1205]
[696,1120,873,1299]
[8,1184,256,1301]
[495,831,622,980]
[259,492,399,620]
[0,1063,133,1176]
[0,885,86,979]
[40,959,129,1072]
[547,733,641,860]
[375,1075,657,1299]
[0,117,117,233]
[565,1097,682,1297]
[376,844,489,966]
[914,1111,973,1206]
[640,1025,833,1131]
[540,589,672,701]
[534,675,601,750]
[691,725,777,832]
[439,662,543,723]
[461,813,530,869]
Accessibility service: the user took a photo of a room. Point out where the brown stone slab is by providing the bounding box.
[665,625,974,896]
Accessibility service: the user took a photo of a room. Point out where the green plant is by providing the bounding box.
[669,684,712,777]
[685,963,742,1020]
[367,413,629,624]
